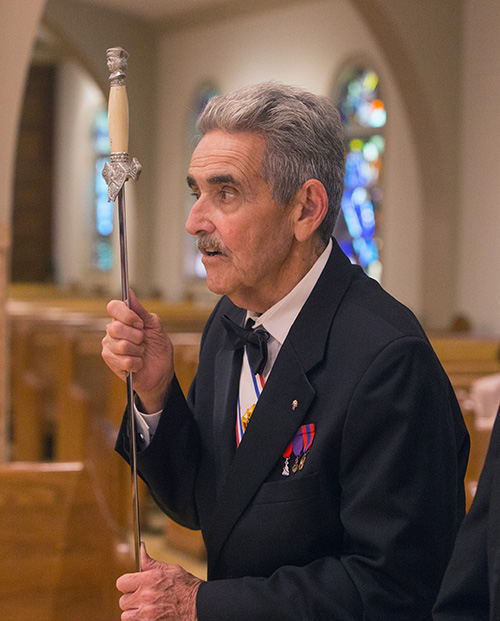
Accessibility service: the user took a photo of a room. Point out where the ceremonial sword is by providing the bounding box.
[102,47,142,572]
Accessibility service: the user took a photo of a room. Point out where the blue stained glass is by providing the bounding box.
[353,237,379,266]
[333,68,385,280]
[185,84,220,280]
[95,158,109,194]
[342,194,363,239]
[92,110,113,272]
[95,240,114,272]
[96,196,113,236]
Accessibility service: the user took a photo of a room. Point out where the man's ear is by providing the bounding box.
[292,179,329,242]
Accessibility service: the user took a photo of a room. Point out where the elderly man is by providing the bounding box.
[102,82,469,620]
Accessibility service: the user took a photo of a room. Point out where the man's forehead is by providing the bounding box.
[187,130,266,184]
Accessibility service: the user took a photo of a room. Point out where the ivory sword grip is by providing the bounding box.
[106,47,129,154]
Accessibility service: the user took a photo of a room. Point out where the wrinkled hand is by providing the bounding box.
[102,290,174,412]
[117,544,202,620]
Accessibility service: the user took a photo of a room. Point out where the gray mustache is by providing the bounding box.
[196,234,226,255]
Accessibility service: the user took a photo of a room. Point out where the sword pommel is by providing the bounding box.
[106,47,128,87]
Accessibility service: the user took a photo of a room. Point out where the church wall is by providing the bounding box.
[458,0,500,335]
[14,0,468,329]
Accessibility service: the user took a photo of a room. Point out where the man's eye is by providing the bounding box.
[221,188,235,200]
[191,192,200,200]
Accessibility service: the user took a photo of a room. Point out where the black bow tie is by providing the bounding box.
[221,314,270,376]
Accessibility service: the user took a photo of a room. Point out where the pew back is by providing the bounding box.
[0,461,131,621]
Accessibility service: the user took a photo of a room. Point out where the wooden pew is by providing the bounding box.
[430,334,500,392]
[430,334,500,509]
[7,293,209,562]
[0,461,132,621]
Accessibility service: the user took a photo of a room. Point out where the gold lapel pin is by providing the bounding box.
[292,399,298,411]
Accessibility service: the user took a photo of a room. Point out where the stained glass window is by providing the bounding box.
[92,108,113,272]
[185,85,220,279]
[334,68,386,281]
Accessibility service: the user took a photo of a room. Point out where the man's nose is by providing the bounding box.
[185,197,215,236]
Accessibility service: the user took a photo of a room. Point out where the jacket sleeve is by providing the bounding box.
[136,374,202,529]
[196,337,468,620]
[114,299,225,529]
[433,409,500,620]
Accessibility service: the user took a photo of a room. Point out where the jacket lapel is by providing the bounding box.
[212,307,245,494]
[205,240,355,561]
[205,340,315,559]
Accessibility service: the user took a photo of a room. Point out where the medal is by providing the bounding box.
[297,424,315,470]
[291,433,303,473]
[282,442,292,476]
[293,424,316,472]
[282,424,316,476]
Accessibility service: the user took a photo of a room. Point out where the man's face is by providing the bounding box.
[186,130,297,312]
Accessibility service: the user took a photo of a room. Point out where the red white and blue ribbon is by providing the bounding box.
[236,349,266,446]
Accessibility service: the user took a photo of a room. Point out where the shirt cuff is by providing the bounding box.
[134,400,162,446]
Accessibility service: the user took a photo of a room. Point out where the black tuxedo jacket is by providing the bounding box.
[434,407,500,620]
[117,240,469,620]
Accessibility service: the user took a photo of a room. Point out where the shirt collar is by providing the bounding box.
[247,239,332,346]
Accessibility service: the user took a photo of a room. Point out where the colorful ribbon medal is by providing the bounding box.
[282,442,293,476]
[282,424,315,476]
[298,423,315,470]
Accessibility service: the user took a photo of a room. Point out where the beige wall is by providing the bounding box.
[458,1,500,334]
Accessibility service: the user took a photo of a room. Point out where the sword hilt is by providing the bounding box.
[103,47,141,202]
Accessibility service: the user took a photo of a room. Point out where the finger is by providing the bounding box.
[102,331,144,359]
[106,319,145,346]
[118,592,139,612]
[101,340,144,375]
[116,571,141,594]
[107,299,144,329]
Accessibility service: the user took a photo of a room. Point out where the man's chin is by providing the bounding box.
[204,273,230,297]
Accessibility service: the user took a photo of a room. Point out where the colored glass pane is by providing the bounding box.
[185,85,220,279]
[334,68,385,281]
[92,109,113,272]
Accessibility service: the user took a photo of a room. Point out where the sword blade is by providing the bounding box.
[117,186,141,572]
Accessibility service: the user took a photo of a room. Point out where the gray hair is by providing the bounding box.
[197,82,345,245]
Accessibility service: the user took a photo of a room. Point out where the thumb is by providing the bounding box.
[140,542,161,571]
[128,289,154,327]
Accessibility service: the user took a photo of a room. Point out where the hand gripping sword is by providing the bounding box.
[102,47,142,572]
